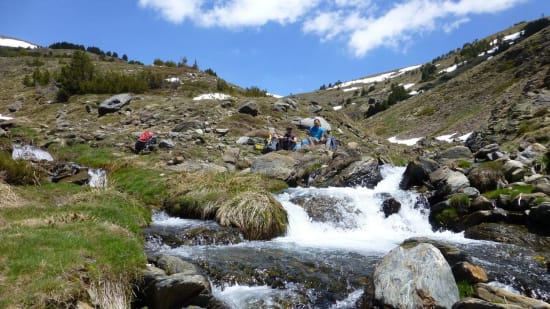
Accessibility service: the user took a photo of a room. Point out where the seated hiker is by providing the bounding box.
[262,131,279,154]
[134,130,156,153]
[306,118,326,145]
[279,126,298,151]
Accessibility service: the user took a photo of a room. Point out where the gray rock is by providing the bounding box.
[238,100,259,116]
[474,283,550,308]
[452,297,523,309]
[340,158,383,188]
[475,144,500,161]
[98,93,131,116]
[373,243,459,309]
[503,160,526,183]
[250,152,297,182]
[460,187,480,198]
[158,139,175,148]
[429,167,470,197]
[400,157,440,189]
[292,116,332,131]
[222,148,240,164]
[173,121,204,132]
[439,146,473,161]
[236,136,250,145]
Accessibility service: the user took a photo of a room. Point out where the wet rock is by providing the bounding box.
[465,222,550,250]
[402,237,471,267]
[465,131,491,153]
[373,243,459,309]
[140,264,216,309]
[400,157,440,189]
[528,202,550,235]
[290,194,359,228]
[460,187,480,198]
[381,198,401,217]
[452,297,523,309]
[474,283,550,308]
[510,192,547,211]
[340,157,383,188]
[452,261,488,284]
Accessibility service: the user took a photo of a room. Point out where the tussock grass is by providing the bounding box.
[0,152,43,185]
[89,275,131,309]
[217,191,288,240]
[164,172,288,239]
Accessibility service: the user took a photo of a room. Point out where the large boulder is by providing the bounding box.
[238,100,259,116]
[98,93,131,116]
[468,165,506,193]
[528,202,550,235]
[400,157,440,189]
[373,243,459,309]
[292,116,332,131]
[339,157,383,188]
[250,152,297,183]
[141,263,214,308]
[429,167,470,197]
[437,146,473,162]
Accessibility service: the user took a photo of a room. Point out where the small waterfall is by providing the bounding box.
[12,144,54,161]
[88,168,107,188]
[274,165,468,253]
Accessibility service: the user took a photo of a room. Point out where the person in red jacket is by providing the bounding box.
[134,130,156,153]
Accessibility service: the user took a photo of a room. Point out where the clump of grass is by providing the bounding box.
[0,182,21,208]
[416,106,437,117]
[216,191,288,240]
[457,160,472,169]
[449,194,471,215]
[456,280,474,298]
[164,172,288,239]
[0,152,43,185]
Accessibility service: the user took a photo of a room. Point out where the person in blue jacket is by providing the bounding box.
[307,118,326,145]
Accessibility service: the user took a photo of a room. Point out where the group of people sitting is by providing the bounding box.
[263,118,337,153]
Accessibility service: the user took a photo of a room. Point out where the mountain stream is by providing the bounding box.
[145,166,550,308]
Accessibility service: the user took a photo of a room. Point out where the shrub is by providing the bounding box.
[523,17,550,37]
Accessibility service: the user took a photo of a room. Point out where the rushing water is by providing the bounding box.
[88,168,108,188]
[146,166,550,308]
[12,144,54,161]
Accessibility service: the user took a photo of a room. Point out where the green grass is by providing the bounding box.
[0,152,43,185]
[111,167,169,206]
[416,106,437,117]
[457,160,473,169]
[8,126,40,140]
[0,185,150,308]
[457,280,475,298]
[49,143,118,168]
[483,184,534,200]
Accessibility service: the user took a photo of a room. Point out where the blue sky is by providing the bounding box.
[1,0,548,96]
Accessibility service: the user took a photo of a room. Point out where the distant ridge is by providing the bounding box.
[0,35,39,49]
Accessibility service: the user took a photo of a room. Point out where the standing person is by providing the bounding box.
[280,126,298,151]
[307,118,326,145]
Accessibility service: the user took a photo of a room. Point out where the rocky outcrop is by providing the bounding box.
[339,157,383,188]
[400,157,439,189]
[237,100,259,116]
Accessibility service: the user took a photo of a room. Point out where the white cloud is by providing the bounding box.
[138,0,203,23]
[138,0,526,56]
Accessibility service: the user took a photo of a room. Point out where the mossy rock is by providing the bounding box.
[216,191,288,240]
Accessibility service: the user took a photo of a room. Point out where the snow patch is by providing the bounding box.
[267,93,283,98]
[333,105,343,111]
[402,83,415,90]
[165,77,180,83]
[0,114,14,121]
[0,37,38,49]
[388,136,423,146]
[436,133,457,143]
[193,93,232,101]
[329,64,421,90]
[439,64,457,74]
[458,132,473,142]
[342,86,361,92]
